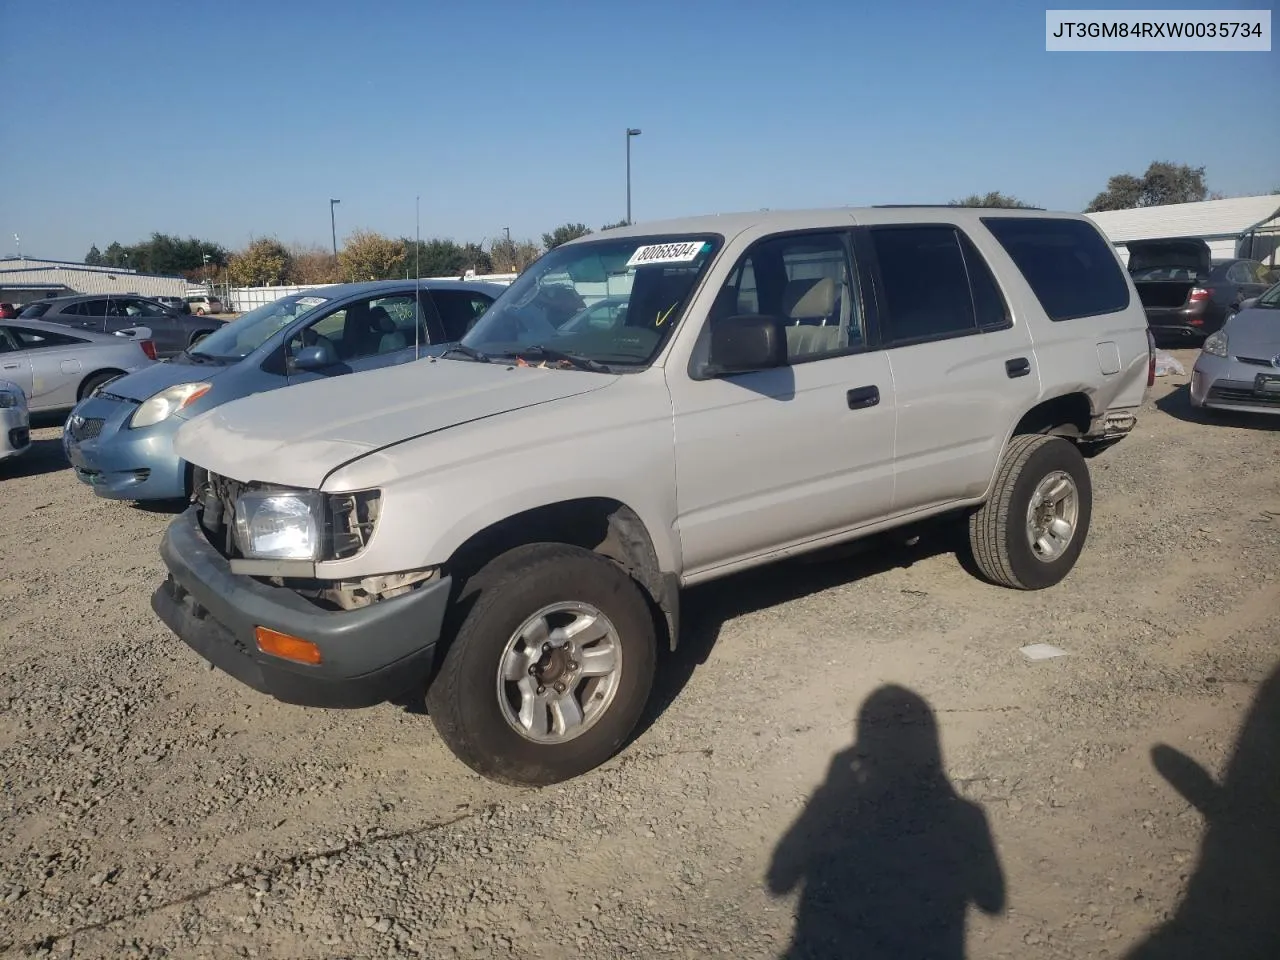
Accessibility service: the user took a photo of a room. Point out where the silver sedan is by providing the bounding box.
[1190,281,1280,415]
[0,319,156,415]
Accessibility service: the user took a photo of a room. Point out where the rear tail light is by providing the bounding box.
[1188,287,1212,302]
[140,339,158,360]
[1147,329,1156,387]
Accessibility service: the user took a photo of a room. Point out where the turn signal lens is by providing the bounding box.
[254,627,322,665]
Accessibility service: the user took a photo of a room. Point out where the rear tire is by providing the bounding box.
[78,370,123,401]
[967,435,1092,590]
[427,544,657,786]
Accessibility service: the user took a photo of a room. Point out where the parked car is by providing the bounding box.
[1128,239,1273,342]
[0,303,19,319]
[0,378,30,463]
[63,279,504,501]
[155,296,191,313]
[184,295,224,316]
[0,319,155,414]
[1190,279,1280,415]
[19,294,225,358]
[151,207,1151,786]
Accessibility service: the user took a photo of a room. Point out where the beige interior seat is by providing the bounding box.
[781,277,843,358]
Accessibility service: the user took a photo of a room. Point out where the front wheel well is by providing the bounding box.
[189,329,216,346]
[78,368,126,400]
[1012,393,1092,440]
[445,498,676,648]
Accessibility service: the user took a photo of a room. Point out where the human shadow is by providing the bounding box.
[1156,383,1280,432]
[1126,661,1280,960]
[767,685,1005,960]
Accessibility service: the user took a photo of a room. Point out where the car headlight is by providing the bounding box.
[233,490,324,560]
[0,389,25,410]
[130,382,211,428]
[1202,329,1229,358]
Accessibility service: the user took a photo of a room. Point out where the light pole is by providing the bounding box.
[329,198,341,257]
[625,128,641,225]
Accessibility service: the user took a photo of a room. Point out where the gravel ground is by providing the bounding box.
[2,348,1278,959]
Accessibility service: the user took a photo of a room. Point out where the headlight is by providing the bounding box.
[129,382,211,428]
[1202,329,1229,358]
[233,491,323,560]
[0,389,25,410]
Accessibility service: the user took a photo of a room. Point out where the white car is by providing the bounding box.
[0,379,31,462]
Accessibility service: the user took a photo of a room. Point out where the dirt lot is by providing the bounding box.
[2,347,1278,959]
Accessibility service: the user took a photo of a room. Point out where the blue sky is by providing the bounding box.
[1,0,1276,261]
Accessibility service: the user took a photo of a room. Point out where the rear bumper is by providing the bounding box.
[1144,305,1217,337]
[151,507,452,708]
[63,396,188,500]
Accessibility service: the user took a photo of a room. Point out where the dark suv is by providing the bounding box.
[19,294,226,358]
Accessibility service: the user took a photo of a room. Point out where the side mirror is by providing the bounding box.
[291,344,332,371]
[706,314,787,375]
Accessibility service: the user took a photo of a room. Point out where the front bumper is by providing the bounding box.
[151,507,452,708]
[1190,352,1280,415]
[63,395,189,500]
[0,406,30,461]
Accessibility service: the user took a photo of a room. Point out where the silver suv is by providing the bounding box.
[151,207,1152,785]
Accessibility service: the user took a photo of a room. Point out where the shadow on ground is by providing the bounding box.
[767,685,1006,959]
[1126,661,1280,960]
[0,437,68,479]
[1156,383,1280,431]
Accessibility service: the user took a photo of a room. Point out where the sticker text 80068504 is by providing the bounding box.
[626,242,707,268]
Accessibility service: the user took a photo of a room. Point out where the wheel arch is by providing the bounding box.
[444,497,679,650]
[77,368,127,400]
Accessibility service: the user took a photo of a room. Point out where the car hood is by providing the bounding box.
[174,358,619,489]
[1225,307,1280,358]
[102,356,234,401]
[1127,238,1211,276]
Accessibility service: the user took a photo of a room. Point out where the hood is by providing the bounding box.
[100,355,233,402]
[1127,238,1211,276]
[174,357,618,489]
[1224,307,1280,359]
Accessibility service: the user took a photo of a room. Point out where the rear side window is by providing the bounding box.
[958,232,1011,330]
[869,226,978,344]
[12,327,87,348]
[982,217,1130,321]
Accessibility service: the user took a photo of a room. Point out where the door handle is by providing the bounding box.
[2,363,19,370]
[1005,357,1031,379]
[846,385,880,409]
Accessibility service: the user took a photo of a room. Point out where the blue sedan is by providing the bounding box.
[63,279,505,501]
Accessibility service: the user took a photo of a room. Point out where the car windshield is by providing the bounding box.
[190,294,329,360]
[1255,281,1280,309]
[458,234,722,369]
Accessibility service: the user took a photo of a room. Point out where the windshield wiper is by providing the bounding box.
[501,345,611,373]
[440,343,492,363]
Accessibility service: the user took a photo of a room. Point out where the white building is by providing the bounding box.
[0,257,188,305]
[1086,195,1280,267]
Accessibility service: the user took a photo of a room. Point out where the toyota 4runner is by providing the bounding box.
[151,207,1152,785]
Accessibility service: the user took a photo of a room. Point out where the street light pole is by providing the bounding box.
[625,128,641,225]
[329,198,341,257]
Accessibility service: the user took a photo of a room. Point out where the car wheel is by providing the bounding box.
[967,435,1092,590]
[427,543,657,786]
[78,370,123,401]
[195,307,207,316]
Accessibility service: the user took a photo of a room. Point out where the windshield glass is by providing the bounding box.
[190,294,329,359]
[459,234,722,368]
[1255,280,1280,309]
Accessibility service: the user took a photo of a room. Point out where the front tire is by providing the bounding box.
[967,435,1092,590]
[427,544,657,786]
[78,370,123,400]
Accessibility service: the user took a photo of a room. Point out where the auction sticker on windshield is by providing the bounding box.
[626,241,710,268]
[297,297,328,308]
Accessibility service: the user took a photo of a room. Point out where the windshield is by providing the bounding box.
[1255,280,1280,309]
[459,234,722,368]
[190,294,329,360]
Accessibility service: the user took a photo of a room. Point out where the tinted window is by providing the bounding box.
[710,231,863,362]
[12,326,86,349]
[78,299,110,317]
[870,226,976,343]
[0,328,18,352]
[958,231,1011,330]
[432,290,496,341]
[983,217,1130,321]
[17,302,51,319]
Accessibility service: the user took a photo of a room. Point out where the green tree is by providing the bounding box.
[542,222,591,250]
[1085,162,1209,212]
[950,192,1037,208]
[339,229,405,281]
[101,242,128,268]
[227,237,293,286]
[488,235,543,273]
[600,219,631,230]
[84,244,103,265]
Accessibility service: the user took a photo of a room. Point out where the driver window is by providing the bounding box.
[288,294,419,365]
[708,232,861,363]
